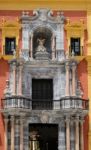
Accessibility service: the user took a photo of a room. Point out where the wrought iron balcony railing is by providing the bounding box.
[1,96,89,111]
[32,100,53,110]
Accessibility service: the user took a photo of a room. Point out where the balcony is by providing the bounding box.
[2,96,31,110]
[60,96,89,111]
[1,96,89,115]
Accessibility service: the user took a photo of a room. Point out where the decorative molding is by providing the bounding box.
[0,17,21,55]
[0,1,90,10]
[65,20,86,55]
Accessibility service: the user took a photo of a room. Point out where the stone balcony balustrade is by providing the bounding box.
[1,96,88,115]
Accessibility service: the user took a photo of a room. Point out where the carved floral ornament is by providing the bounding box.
[0,17,21,46]
[0,17,20,42]
[65,19,86,38]
[0,17,21,29]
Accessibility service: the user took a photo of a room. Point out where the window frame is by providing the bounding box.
[5,37,16,55]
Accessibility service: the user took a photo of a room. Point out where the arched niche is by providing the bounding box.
[33,27,52,58]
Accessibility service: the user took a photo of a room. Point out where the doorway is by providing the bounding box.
[29,124,58,150]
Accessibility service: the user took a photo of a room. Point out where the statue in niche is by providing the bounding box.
[36,38,46,52]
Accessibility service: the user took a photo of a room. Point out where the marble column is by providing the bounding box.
[51,33,55,60]
[65,117,70,150]
[22,23,30,50]
[72,63,76,96]
[4,117,8,150]
[58,120,66,150]
[65,62,70,96]
[75,116,79,150]
[24,124,29,150]
[56,23,64,61]
[80,118,84,150]
[56,23,64,50]
[11,116,15,150]
[70,121,75,150]
[15,119,20,150]
[18,64,23,95]
[30,33,33,59]
[20,118,24,150]
[12,62,16,95]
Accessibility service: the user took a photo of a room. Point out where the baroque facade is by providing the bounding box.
[0,1,90,150]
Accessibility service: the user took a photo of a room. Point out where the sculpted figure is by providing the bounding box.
[36,38,46,52]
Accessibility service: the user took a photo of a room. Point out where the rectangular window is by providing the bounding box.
[70,38,80,56]
[5,37,16,55]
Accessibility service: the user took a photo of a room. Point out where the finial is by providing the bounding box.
[77,80,83,98]
[71,49,75,57]
[66,51,69,59]
[4,80,11,97]
[13,49,16,59]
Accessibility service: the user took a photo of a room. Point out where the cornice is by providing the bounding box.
[0,0,90,11]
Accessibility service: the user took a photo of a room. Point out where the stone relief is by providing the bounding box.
[48,10,66,24]
[28,9,65,24]
[40,113,49,123]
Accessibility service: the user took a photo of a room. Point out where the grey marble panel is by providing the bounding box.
[58,122,66,150]
[22,69,32,97]
[70,123,75,150]
[23,124,29,150]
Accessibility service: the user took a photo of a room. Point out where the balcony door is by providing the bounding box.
[32,79,53,100]
[32,79,53,109]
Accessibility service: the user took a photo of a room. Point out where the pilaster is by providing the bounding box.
[18,63,23,95]
[70,120,75,150]
[86,57,91,150]
[15,119,20,150]
[51,33,56,60]
[75,116,80,150]
[72,62,77,96]
[56,13,65,61]
[21,12,30,50]
[80,118,84,150]
[30,33,33,59]
[87,11,91,55]
[65,62,70,96]
[12,61,17,95]
[11,116,15,150]
[65,116,70,150]
[20,117,24,150]
[56,23,64,50]
[4,117,8,150]
[58,120,66,150]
